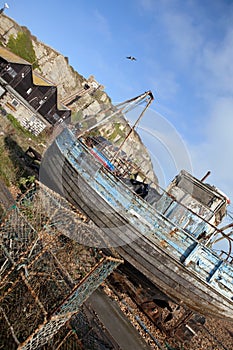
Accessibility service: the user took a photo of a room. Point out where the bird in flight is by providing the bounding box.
[126,56,137,61]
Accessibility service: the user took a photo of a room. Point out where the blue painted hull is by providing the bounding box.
[40,128,233,322]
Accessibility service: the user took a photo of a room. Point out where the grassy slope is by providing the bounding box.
[0,114,48,187]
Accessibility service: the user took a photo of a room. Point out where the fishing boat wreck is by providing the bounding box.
[40,91,233,322]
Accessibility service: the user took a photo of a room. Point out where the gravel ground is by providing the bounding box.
[102,281,233,350]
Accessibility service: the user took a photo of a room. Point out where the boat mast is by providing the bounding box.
[112,90,154,160]
[77,90,154,139]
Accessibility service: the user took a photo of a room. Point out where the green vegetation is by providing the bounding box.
[0,134,32,187]
[5,113,49,143]
[107,123,126,143]
[72,109,83,123]
[7,30,39,69]
[18,175,36,192]
[92,89,111,105]
[0,114,47,189]
[92,89,104,103]
[0,143,14,186]
[6,114,33,137]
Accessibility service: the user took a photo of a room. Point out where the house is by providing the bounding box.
[0,46,71,135]
[85,75,104,90]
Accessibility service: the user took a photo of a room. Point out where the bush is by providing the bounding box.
[18,175,35,192]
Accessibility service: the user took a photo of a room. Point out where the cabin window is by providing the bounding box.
[6,66,17,78]
[11,99,19,108]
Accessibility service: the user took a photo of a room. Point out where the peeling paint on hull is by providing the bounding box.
[40,128,233,322]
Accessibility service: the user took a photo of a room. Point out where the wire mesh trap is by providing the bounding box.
[0,182,122,349]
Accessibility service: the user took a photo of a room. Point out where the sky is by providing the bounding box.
[3,0,233,217]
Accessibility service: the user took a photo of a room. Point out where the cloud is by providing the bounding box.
[137,0,155,11]
[190,97,233,194]
[188,14,233,202]
[148,68,180,101]
[93,10,112,41]
[138,0,205,67]
[162,12,204,67]
[150,2,233,202]
[199,28,233,97]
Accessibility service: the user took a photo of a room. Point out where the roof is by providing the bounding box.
[32,71,54,87]
[0,46,31,65]
[0,47,54,87]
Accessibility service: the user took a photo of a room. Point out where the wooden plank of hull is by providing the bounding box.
[41,141,142,246]
[60,155,197,258]
[40,135,233,322]
[40,141,67,197]
[117,240,233,321]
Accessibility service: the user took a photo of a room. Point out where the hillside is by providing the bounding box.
[0,13,158,185]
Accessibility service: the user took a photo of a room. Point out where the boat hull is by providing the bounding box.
[40,128,233,322]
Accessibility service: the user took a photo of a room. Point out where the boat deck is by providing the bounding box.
[40,127,233,321]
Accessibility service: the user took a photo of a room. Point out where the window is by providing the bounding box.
[11,99,19,108]
[6,66,17,78]
[52,113,60,121]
